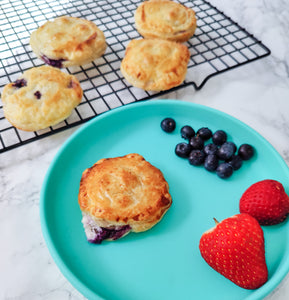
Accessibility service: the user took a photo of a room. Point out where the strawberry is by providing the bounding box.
[239,179,289,225]
[199,213,268,289]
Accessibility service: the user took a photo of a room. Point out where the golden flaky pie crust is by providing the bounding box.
[2,66,83,131]
[120,38,190,91]
[135,0,197,42]
[30,16,107,67]
[78,153,172,232]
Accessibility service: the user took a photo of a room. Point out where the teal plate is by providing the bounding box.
[40,100,289,300]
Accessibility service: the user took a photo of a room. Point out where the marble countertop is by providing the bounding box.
[1,0,289,299]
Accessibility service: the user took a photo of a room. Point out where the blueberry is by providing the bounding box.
[204,154,219,171]
[216,162,233,179]
[227,155,243,170]
[41,55,65,68]
[225,141,237,153]
[204,143,218,156]
[217,142,236,160]
[238,144,254,160]
[212,130,227,145]
[34,91,41,99]
[175,142,192,158]
[181,125,195,140]
[188,150,206,166]
[161,118,176,133]
[189,136,204,150]
[196,127,212,140]
[12,78,27,88]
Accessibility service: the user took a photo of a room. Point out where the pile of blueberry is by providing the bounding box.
[161,117,254,179]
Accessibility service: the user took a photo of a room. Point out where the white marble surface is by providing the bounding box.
[1,0,289,299]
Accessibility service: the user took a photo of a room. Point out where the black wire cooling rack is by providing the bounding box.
[0,0,270,153]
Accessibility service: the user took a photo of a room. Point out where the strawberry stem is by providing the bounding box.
[213,218,219,226]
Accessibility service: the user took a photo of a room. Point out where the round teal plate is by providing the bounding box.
[40,100,289,300]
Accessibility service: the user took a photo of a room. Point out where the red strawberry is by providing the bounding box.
[239,179,289,225]
[199,213,268,289]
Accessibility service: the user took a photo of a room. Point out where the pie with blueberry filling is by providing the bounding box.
[78,153,172,244]
[135,0,197,42]
[1,66,82,131]
[29,16,107,68]
[120,38,190,91]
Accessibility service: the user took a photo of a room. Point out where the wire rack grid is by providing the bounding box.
[0,0,270,153]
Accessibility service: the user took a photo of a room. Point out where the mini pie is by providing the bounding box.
[120,38,190,91]
[30,16,107,67]
[1,66,83,131]
[135,0,197,42]
[78,153,172,244]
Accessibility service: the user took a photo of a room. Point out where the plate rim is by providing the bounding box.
[40,99,289,300]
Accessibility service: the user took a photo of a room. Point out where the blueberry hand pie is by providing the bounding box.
[2,66,82,131]
[78,153,172,244]
[135,0,197,42]
[30,16,107,67]
[120,38,190,91]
